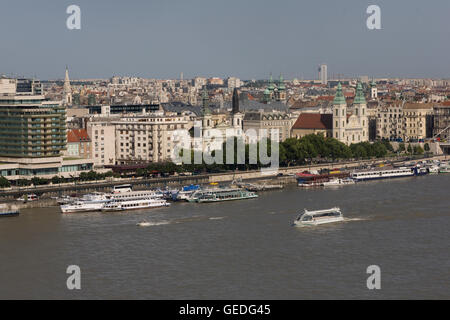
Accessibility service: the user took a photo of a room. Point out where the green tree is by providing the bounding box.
[407,144,413,154]
[0,176,11,188]
[413,145,424,155]
[424,143,430,152]
[51,176,62,184]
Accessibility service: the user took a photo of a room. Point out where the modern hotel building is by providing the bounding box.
[0,77,93,181]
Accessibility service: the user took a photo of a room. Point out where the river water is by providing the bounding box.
[0,174,449,299]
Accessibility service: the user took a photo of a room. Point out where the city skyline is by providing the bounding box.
[1,0,450,80]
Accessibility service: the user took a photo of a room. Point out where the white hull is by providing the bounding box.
[61,202,106,213]
[294,207,344,226]
[321,178,355,187]
[177,191,195,201]
[102,199,170,212]
[295,216,344,226]
[351,168,413,181]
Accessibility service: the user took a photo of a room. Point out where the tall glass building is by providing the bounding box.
[0,77,66,158]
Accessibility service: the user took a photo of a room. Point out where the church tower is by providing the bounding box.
[332,82,347,142]
[201,87,212,129]
[63,66,72,106]
[276,74,286,102]
[267,73,275,100]
[231,88,243,130]
[353,81,368,141]
[370,80,378,100]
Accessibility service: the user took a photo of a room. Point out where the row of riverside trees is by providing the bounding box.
[0,171,116,188]
[279,135,392,166]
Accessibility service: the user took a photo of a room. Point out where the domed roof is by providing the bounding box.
[278,74,285,90]
[333,82,346,105]
[353,81,367,105]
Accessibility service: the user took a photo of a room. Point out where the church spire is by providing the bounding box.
[268,73,275,91]
[353,81,367,105]
[63,66,72,106]
[202,86,211,116]
[333,82,346,105]
[232,88,240,114]
[278,74,285,91]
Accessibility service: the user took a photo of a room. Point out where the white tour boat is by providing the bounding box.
[176,184,201,201]
[351,167,414,181]
[109,190,163,201]
[321,178,355,187]
[60,190,164,213]
[60,192,111,213]
[294,207,344,226]
[428,165,440,174]
[60,200,107,213]
[439,163,450,173]
[101,198,170,212]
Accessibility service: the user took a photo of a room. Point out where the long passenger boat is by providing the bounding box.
[350,167,414,181]
[101,198,170,212]
[296,172,350,187]
[188,188,258,203]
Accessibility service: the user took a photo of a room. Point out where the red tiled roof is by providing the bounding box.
[67,129,91,143]
[247,93,257,101]
[317,96,334,101]
[292,113,332,130]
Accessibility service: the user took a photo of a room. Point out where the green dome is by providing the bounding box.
[268,74,275,91]
[278,74,285,90]
[353,81,367,105]
[333,82,346,105]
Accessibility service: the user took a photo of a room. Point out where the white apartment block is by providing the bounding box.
[376,103,404,140]
[112,115,190,165]
[87,121,116,167]
[227,77,242,89]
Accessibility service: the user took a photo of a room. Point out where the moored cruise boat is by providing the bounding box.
[60,192,111,213]
[176,184,201,201]
[60,190,164,213]
[294,207,344,226]
[321,178,355,187]
[109,190,163,201]
[60,200,107,213]
[413,166,429,176]
[0,204,19,217]
[428,165,440,174]
[101,198,170,212]
[439,163,450,173]
[297,172,350,187]
[351,167,414,181]
[188,188,258,203]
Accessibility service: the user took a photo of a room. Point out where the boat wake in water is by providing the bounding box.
[136,220,171,227]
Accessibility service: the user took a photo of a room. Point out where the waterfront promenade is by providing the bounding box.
[0,155,446,204]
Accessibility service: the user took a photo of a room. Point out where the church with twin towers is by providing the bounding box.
[332,82,369,145]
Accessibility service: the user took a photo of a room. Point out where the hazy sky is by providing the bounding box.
[1,0,449,80]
